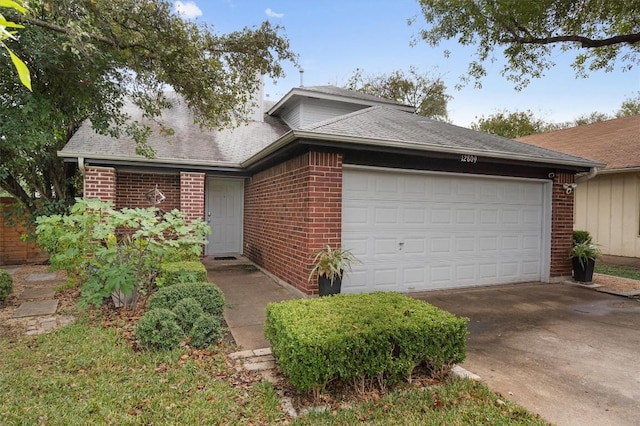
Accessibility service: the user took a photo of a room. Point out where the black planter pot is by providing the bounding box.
[572,257,596,282]
[318,275,342,297]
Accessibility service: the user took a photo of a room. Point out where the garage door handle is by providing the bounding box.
[398,242,404,251]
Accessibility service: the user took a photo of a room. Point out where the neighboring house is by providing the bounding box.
[59,86,599,295]
[518,115,640,258]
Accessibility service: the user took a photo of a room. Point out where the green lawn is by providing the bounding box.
[595,262,640,281]
[0,319,549,425]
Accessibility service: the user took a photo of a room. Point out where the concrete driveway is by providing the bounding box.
[415,283,640,426]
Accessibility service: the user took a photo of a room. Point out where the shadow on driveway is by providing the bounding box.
[414,282,640,426]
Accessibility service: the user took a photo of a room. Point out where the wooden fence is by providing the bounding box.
[0,197,47,265]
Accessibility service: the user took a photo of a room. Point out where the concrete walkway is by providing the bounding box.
[3,267,74,335]
[203,257,303,350]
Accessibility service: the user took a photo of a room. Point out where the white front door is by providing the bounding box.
[342,167,550,293]
[206,178,244,255]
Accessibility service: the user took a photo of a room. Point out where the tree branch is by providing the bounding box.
[506,31,640,48]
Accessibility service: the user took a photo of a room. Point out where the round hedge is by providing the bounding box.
[135,308,183,351]
[189,314,224,349]
[0,269,13,303]
[147,282,225,316]
[173,297,204,333]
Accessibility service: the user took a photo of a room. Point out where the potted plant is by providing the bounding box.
[308,245,360,296]
[569,230,601,283]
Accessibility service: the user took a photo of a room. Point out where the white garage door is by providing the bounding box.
[342,167,549,293]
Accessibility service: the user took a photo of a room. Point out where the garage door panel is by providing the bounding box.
[342,169,546,292]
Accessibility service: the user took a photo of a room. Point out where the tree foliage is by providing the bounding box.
[472,93,640,138]
[471,110,552,139]
[344,66,450,121]
[414,0,640,89]
[616,91,640,117]
[0,0,296,212]
[0,0,31,90]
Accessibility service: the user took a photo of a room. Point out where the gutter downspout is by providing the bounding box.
[575,167,598,184]
[78,157,86,196]
[78,157,86,176]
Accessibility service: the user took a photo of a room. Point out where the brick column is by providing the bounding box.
[84,166,116,203]
[180,172,205,222]
[549,172,575,279]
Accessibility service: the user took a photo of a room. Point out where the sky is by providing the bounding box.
[173,0,640,127]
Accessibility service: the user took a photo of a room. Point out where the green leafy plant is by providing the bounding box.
[0,269,13,302]
[189,314,225,349]
[135,308,184,351]
[569,241,602,268]
[35,198,210,309]
[156,261,208,288]
[147,282,225,317]
[308,245,360,284]
[173,297,205,333]
[569,229,601,268]
[265,292,468,393]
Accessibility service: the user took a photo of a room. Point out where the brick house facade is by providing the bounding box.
[244,152,343,295]
[62,86,597,295]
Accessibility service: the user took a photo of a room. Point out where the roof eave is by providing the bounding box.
[240,130,603,171]
[58,151,242,169]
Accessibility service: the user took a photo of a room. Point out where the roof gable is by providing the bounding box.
[517,115,640,171]
[267,85,415,117]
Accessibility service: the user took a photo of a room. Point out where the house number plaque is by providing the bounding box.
[460,154,478,163]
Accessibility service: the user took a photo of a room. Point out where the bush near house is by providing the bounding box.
[156,261,208,288]
[0,269,13,302]
[139,282,227,350]
[147,282,225,317]
[265,292,468,393]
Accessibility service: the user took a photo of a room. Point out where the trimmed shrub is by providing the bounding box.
[156,261,208,288]
[162,245,201,262]
[0,269,13,303]
[135,308,183,351]
[147,282,225,316]
[265,292,468,392]
[173,297,205,333]
[189,314,225,349]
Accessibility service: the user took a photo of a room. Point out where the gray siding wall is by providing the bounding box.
[299,99,365,127]
[280,99,302,128]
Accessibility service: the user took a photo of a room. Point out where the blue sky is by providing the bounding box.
[174,0,640,127]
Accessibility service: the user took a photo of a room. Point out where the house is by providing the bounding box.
[518,115,640,258]
[59,86,600,295]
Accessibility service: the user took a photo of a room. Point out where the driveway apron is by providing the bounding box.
[415,283,640,426]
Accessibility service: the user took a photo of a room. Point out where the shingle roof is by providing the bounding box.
[61,90,600,171]
[60,92,290,166]
[517,115,640,171]
[297,106,599,167]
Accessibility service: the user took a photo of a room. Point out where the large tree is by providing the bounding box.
[414,0,640,89]
[344,67,450,121]
[0,0,295,213]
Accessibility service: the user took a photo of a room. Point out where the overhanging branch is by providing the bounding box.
[507,31,640,48]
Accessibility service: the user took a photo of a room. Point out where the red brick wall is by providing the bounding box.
[115,172,180,211]
[550,172,575,278]
[180,172,205,222]
[84,166,116,202]
[244,151,343,295]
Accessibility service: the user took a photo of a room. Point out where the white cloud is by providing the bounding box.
[265,8,284,18]
[174,1,203,19]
